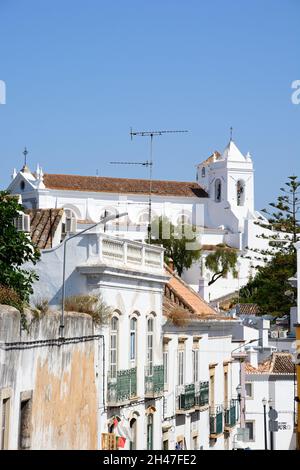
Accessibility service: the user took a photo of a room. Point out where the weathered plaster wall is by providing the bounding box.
[0,306,100,450]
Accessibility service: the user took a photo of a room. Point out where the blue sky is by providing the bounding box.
[0,0,299,209]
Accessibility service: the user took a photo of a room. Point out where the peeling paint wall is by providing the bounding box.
[0,306,101,450]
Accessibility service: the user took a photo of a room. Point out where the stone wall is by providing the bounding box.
[0,305,101,450]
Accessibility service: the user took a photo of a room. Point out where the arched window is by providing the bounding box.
[130,317,137,365]
[63,208,77,234]
[215,179,222,203]
[146,414,153,450]
[201,167,206,178]
[110,316,119,379]
[146,317,154,376]
[177,213,192,226]
[137,212,150,225]
[237,180,245,206]
[130,418,137,450]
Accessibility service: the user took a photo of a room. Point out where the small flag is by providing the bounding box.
[117,436,126,448]
[113,416,121,428]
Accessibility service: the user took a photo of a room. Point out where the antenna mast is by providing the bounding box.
[130,129,188,243]
[111,128,188,244]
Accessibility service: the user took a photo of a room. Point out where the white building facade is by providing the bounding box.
[23,223,248,450]
[8,139,271,302]
[244,353,296,450]
[26,230,169,450]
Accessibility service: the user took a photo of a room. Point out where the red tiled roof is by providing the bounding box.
[43,174,208,198]
[245,361,272,374]
[237,304,261,315]
[245,353,295,375]
[27,208,63,249]
[163,265,234,321]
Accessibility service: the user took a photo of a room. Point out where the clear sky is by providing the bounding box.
[0,0,299,209]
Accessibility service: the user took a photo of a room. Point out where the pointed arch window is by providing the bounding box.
[215,179,222,203]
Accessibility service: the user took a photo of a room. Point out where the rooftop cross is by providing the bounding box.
[23,147,28,166]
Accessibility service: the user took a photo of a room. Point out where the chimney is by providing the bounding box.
[247,347,258,369]
[258,318,270,349]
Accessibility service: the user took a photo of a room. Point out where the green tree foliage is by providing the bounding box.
[0,191,40,308]
[150,216,201,276]
[239,252,296,316]
[240,176,299,316]
[205,244,238,286]
[251,175,300,260]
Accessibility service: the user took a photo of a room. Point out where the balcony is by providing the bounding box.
[78,233,164,272]
[210,406,223,437]
[176,383,195,412]
[145,365,164,397]
[195,381,209,408]
[107,367,137,405]
[224,401,238,430]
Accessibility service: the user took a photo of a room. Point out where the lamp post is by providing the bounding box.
[268,398,274,451]
[236,384,242,426]
[231,339,260,431]
[60,211,128,338]
[262,397,268,450]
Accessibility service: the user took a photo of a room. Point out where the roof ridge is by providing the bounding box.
[44,173,201,186]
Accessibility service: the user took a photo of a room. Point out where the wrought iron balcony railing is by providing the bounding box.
[107,367,137,405]
[195,381,209,408]
[176,383,196,411]
[209,406,224,436]
[144,365,164,396]
[224,401,237,429]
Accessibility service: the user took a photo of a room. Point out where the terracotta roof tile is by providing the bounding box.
[43,173,208,198]
[270,353,295,374]
[245,361,272,374]
[26,208,63,249]
[245,353,295,375]
[163,265,235,321]
[237,304,261,315]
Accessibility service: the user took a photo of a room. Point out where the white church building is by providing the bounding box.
[7,139,269,302]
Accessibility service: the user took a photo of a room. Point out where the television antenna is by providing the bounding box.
[110,128,188,243]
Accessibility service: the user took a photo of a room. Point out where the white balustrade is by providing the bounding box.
[90,233,163,271]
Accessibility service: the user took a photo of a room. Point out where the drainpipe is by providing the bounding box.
[240,359,246,428]
[98,334,106,450]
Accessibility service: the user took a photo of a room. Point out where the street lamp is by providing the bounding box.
[231,340,260,433]
[268,398,274,450]
[236,384,242,426]
[291,351,300,429]
[262,397,268,450]
[231,339,260,354]
[60,211,128,337]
